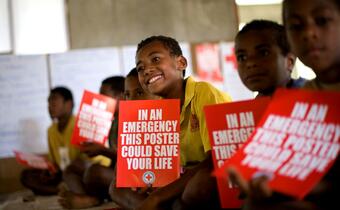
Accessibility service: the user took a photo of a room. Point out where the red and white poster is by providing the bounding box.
[204,97,270,208]
[71,90,116,146]
[194,43,223,82]
[14,150,56,173]
[226,88,340,199]
[116,99,180,187]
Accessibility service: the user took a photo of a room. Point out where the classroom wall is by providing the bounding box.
[238,4,282,24]
[68,0,238,48]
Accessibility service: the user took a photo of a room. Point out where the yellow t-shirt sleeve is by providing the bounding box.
[195,83,232,153]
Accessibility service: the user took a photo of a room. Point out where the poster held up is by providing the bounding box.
[71,90,116,146]
[116,99,180,187]
[226,88,340,199]
[205,97,270,208]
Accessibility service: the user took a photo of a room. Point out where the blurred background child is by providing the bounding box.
[235,19,306,97]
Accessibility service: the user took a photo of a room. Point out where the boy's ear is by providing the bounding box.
[176,55,187,72]
[286,52,296,73]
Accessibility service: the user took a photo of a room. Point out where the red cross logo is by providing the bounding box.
[142,171,155,185]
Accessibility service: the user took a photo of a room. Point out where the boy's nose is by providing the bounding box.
[245,56,258,69]
[143,65,155,76]
[302,23,319,42]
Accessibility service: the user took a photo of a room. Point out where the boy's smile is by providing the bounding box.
[147,74,164,85]
[136,41,185,98]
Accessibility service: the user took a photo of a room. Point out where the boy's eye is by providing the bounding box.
[152,57,160,63]
[288,22,303,31]
[259,49,269,56]
[315,16,331,27]
[236,54,247,62]
[287,19,303,31]
[136,66,144,73]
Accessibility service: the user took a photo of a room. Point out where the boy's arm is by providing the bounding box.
[109,167,148,209]
[80,142,117,160]
[135,152,212,210]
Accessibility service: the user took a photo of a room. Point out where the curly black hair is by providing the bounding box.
[136,35,183,57]
[236,20,290,56]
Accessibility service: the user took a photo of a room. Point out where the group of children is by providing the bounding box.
[20,0,339,209]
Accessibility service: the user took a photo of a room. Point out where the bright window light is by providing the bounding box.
[236,0,283,5]
[12,0,68,55]
[295,59,316,80]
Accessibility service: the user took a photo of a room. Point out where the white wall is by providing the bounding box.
[0,0,11,53]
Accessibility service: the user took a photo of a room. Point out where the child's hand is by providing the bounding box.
[80,142,105,157]
[135,193,160,210]
[131,184,154,195]
[227,166,272,201]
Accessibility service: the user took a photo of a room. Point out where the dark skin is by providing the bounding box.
[21,92,73,195]
[109,74,159,210]
[134,40,214,210]
[235,29,295,97]
[136,41,187,105]
[59,84,122,209]
[284,0,340,84]
[227,1,340,210]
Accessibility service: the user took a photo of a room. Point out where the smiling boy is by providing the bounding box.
[134,35,232,209]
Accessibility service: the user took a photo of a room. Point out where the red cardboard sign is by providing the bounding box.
[204,97,270,208]
[194,43,223,82]
[116,99,180,187]
[14,150,56,173]
[71,90,116,146]
[226,88,340,199]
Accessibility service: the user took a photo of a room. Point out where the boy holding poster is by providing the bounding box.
[59,76,124,209]
[20,87,80,195]
[204,97,270,209]
[109,68,160,209]
[133,35,231,210]
[235,20,306,98]
[227,0,340,210]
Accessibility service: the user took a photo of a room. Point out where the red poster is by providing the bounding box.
[116,99,180,187]
[194,43,223,82]
[204,97,270,208]
[71,90,116,146]
[225,88,340,199]
[14,150,56,173]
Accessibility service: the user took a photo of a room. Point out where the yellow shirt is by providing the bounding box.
[48,115,81,168]
[180,76,232,167]
[48,115,111,169]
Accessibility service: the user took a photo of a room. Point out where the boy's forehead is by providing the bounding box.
[284,0,335,16]
[136,41,168,60]
[48,92,63,101]
[236,30,277,49]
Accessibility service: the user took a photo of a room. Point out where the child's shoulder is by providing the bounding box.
[186,76,232,103]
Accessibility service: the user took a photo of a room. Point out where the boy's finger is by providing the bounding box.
[227,166,249,194]
[249,176,272,200]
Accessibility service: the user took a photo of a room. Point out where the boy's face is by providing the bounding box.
[100,84,122,99]
[48,93,71,119]
[136,41,186,97]
[100,84,123,112]
[235,29,292,93]
[124,76,158,100]
[284,0,340,75]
